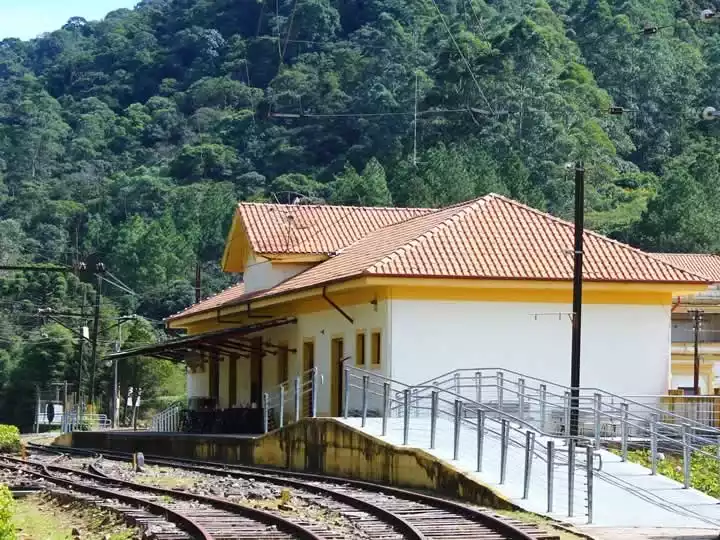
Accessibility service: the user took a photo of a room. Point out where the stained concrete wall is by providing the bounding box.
[65,419,513,509]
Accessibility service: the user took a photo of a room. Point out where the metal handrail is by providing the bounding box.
[343,365,595,522]
[262,366,321,432]
[423,367,720,436]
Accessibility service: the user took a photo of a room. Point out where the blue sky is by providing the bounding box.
[0,0,139,40]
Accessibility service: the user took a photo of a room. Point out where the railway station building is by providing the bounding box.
[113,194,709,426]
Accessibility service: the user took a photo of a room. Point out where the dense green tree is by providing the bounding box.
[1,0,720,429]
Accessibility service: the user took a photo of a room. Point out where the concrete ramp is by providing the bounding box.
[340,416,720,530]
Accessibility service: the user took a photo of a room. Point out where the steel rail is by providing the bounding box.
[0,460,212,540]
[9,453,324,540]
[32,444,541,540]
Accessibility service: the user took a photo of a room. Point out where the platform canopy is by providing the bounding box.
[104,316,297,363]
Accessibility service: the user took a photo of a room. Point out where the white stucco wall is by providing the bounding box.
[295,301,390,415]
[389,300,672,396]
[243,254,312,293]
[187,368,209,398]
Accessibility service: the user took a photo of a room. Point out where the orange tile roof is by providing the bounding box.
[651,253,720,282]
[261,195,707,297]
[166,283,269,321]
[169,195,709,322]
[237,202,433,255]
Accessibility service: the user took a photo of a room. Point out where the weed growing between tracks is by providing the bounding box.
[493,509,588,540]
[13,493,138,540]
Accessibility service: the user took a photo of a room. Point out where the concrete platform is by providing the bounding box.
[64,416,720,532]
[339,416,720,530]
[65,419,512,510]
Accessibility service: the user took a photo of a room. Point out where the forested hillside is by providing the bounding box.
[1,0,719,427]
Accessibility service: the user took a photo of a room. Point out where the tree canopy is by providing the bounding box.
[1,0,719,427]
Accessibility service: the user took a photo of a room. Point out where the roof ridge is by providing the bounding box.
[366,197,491,272]
[485,194,710,282]
[237,201,435,212]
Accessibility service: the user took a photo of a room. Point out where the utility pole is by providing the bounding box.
[569,162,585,438]
[689,309,704,395]
[88,263,105,407]
[195,263,202,304]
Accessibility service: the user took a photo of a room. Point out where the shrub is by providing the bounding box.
[620,445,720,498]
[0,484,15,540]
[0,426,20,454]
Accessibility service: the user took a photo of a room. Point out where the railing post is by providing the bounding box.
[403,389,410,445]
[568,439,576,517]
[263,392,269,434]
[620,403,629,462]
[453,400,462,460]
[311,368,318,418]
[650,413,658,475]
[475,371,482,404]
[497,372,504,411]
[518,378,526,422]
[546,441,554,513]
[430,390,438,449]
[279,385,285,428]
[454,372,460,395]
[593,393,602,449]
[500,419,509,484]
[476,409,485,472]
[523,431,535,499]
[539,384,547,432]
[361,375,369,427]
[294,376,301,422]
[586,445,594,524]
[682,424,691,489]
[412,388,419,418]
[563,391,571,439]
[343,367,349,419]
[382,382,389,436]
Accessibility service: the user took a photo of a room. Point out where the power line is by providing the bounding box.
[425,0,495,114]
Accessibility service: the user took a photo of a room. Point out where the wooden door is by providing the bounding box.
[277,345,289,386]
[302,340,315,416]
[250,337,263,406]
[331,338,344,416]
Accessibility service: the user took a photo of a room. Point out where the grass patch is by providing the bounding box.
[493,509,587,539]
[13,493,138,540]
[612,445,720,497]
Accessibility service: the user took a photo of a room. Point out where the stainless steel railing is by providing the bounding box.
[342,365,598,523]
[150,402,183,432]
[263,366,321,432]
[410,368,720,495]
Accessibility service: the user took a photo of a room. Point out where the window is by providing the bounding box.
[355,332,365,367]
[371,331,381,366]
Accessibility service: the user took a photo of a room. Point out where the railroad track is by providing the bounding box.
[26,443,558,540]
[2,454,326,539]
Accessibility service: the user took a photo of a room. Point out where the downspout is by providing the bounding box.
[671,296,682,312]
[322,287,354,324]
